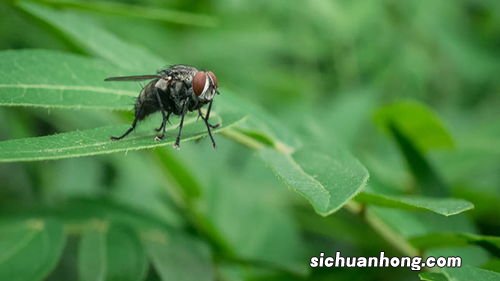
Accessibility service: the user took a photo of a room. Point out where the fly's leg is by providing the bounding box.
[154,87,169,141]
[110,117,138,141]
[198,100,220,129]
[155,111,171,133]
[174,100,188,149]
[198,108,217,148]
[111,104,144,141]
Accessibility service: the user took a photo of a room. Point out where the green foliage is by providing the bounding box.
[419,272,449,281]
[0,108,242,162]
[78,223,147,281]
[0,1,499,281]
[0,50,135,110]
[356,193,473,216]
[442,266,500,281]
[143,230,214,281]
[36,0,218,27]
[18,2,162,72]
[260,147,368,216]
[410,232,500,256]
[0,219,65,281]
[374,101,455,152]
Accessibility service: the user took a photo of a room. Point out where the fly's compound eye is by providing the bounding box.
[207,71,218,89]
[193,71,209,97]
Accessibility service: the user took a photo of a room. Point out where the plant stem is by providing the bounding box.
[220,128,265,150]
[346,201,420,256]
[221,127,293,154]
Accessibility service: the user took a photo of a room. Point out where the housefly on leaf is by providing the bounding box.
[105,64,220,149]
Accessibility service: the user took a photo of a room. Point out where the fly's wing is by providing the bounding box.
[104,74,160,82]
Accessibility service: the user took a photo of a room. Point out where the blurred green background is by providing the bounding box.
[0,1,499,281]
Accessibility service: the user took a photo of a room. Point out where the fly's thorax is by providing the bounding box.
[159,65,198,82]
[155,77,169,91]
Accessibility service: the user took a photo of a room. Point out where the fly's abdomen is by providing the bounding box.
[134,81,160,120]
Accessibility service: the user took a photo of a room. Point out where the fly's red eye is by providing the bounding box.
[207,71,218,88]
[192,71,208,96]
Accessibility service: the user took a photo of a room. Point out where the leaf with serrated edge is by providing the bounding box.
[260,146,369,216]
[0,50,136,110]
[0,112,245,162]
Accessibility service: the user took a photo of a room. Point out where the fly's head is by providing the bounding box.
[192,70,219,102]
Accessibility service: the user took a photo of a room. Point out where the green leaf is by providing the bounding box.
[355,192,474,216]
[374,100,454,152]
[419,272,449,281]
[142,230,214,281]
[78,223,106,281]
[18,1,163,72]
[442,265,500,281]
[410,232,500,257]
[388,121,449,196]
[374,105,450,198]
[172,139,308,274]
[56,198,181,230]
[368,205,479,238]
[1,10,294,154]
[222,93,301,149]
[0,219,66,281]
[483,259,500,273]
[0,49,136,110]
[78,222,147,281]
[0,111,244,162]
[215,265,245,281]
[154,149,203,201]
[260,146,369,216]
[36,0,218,27]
